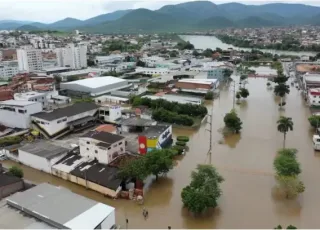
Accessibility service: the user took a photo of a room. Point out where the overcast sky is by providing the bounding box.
[1,0,320,23]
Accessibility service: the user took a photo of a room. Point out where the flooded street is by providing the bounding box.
[3,78,320,228]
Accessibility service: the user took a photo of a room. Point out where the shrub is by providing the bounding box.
[8,166,24,178]
[176,141,187,147]
[152,108,194,126]
[0,136,22,147]
[308,115,320,128]
[177,136,189,142]
[172,145,185,155]
[205,91,214,100]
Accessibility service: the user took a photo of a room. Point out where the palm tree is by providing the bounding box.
[277,116,294,149]
[274,83,290,108]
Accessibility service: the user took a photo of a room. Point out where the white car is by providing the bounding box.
[313,135,320,151]
[0,153,7,161]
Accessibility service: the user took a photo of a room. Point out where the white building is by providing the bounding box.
[31,102,99,137]
[14,91,48,108]
[95,55,124,67]
[135,67,170,75]
[55,43,87,69]
[16,48,43,72]
[98,105,123,123]
[0,61,19,80]
[16,141,69,173]
[58,68,107,81]
[308,88,320,107]
[142,94,203,105]
[79,130,125,165]
[60,76,130,97]
[141,56,164,67]
[0,100,43,129]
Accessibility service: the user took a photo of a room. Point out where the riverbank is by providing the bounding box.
[179,35,316,57]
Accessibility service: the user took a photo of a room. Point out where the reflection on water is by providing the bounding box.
[3,78,320,228]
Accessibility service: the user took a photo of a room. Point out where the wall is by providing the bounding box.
[18,150,51,173]
[79,137,125,164]
[101,211,116,229]
[32,116,68,136]
[175,81,212,90]
[0,102,43,129]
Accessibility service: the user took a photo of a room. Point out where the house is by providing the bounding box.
[308,88,320,107]
[6,183,116,229]
[175,79,218,94]
[142,94,203,105]
[138,125,173,154]
[31,102,99,138]
[79,130,126,165]
[303,73,320,90]
[0,100,43,129]
[14,91,48,108]
[207,68,224,81]
[95,124,117,134]
[16,141,70,173]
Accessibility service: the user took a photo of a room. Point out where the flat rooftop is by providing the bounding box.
[120,117,155,127]
[14,91,46,99]
[178,78,217,85]
[58,68,109,77]
[0,99,39,107]
[62,76,127,89]
[32,102,99,121]
[19,141,69,160]
[6,183,115,229]
[43,67,71,72]
[141,125,170,139]
[81,130,125,147]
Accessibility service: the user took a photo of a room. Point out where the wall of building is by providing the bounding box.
[79,137,125,164]
[0,102,43,129]
[101,211,116,229]
[175,81,212,90]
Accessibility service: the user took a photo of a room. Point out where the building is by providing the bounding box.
[142,94,203,105]
[95,95,129,105]
[0,61,19,80]
[6,183,116,229]
[79,130,125,165]
[0,100,43,129]
[95,124,117,134]
[60,76,130,97]
[135,67,170,75]
[31,102,99,138]
[55,43,87,69]
[95,55,124,67]
[14,91,48,108]
[15,141,70,173]
[138,125,173,154]
[41,66,72,75]
[58,68,110,82]
[308,88,320,107]
[207,68,224,81]
[16,49,43,72]
[303,73,320,89]
[175,79,218,94]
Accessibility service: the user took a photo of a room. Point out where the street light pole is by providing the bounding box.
[206,105,213,165]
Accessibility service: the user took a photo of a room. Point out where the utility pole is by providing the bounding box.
[230,81,236,110]
[206,105,213,165]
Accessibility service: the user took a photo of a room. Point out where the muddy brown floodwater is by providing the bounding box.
[3,78,320,228]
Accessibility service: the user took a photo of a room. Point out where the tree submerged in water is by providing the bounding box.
[223,109,243,134]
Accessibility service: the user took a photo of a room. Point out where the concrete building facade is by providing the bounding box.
[55,43,87,69]
[16,49,43,72]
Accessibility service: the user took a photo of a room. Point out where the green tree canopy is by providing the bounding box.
[8,166,24,178]
[119,158,149,181]
[275,175,305,199]
[308,115,320,128]
[144,149,174,180]
[224,109,243,133]
[277,116,294,148]
[181,165,224,214]
[274,154,301,177]
[239,88,249,98]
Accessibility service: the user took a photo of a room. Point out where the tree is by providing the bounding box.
[87,59,95,67]
[239,88,249,99]
[308,115,320,129]
[224,109,243,133]
[169,50,179,58]
[54,75,62,84]
[202,49,213,58]
[119,158,148,181]
[8,166,23,178]
[205,91,214,100]
[274,154,301,177]
[192,50,200,57]
[275,175,305,199]
[181,165,224,214]
[222,69,233,81]
[136,60,146,67]
[236,92,241,100]
[177,136,189,142]
[274,225,297,229]
[216,47,222,53]
[144,149,174,180]
[277,116,294,149]
[274,83,290,108]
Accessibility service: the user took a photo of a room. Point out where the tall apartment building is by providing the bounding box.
[16,49,43,72]
[0,61,19,80]
[55,43,87,69]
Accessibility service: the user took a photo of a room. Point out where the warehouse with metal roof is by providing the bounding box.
[60,76,130,96]
[6,183,116,229]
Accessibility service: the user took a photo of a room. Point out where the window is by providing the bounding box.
[95,150,98,154]
[35,98,37,101]
[108,147,111,150]
[86,148,89,151]
[18,109,25,114]
[62,118,67,122]
[86,141,90,144]
[118,142,122,145]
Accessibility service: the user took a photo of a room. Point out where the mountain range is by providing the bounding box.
[2,1,320,33]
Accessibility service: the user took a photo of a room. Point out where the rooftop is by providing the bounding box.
[120,117,155,127]
[178,78,217,85]
[62,76,126,89]
[82,130,124,147]
[14,91,46,99]
[141,125,170,139]
[43,67,71,72]
[95,124,117,133]
[19,141,69,160]
[6,183,115,229]
[58,68,109,77]
[0,99,39,107]
[0,174,23,187]
[32,102,99,121]
[70,160,122,191]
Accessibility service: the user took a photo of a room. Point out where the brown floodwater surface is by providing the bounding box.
[3,78,320,228]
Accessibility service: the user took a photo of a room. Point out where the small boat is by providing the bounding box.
[313,135,320,151]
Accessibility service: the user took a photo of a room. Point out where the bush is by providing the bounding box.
[0,136,22,147]
[8,166,23,178]
[172,145,185,155]
[177,136,189,142]
[239,88,249,98]
[205,91,214,100]
[176,141,186,147]
[223,109,242,133]
[308,115,320,128]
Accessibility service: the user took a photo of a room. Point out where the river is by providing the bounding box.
[3,76,320,228]
[179,35,316,57]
